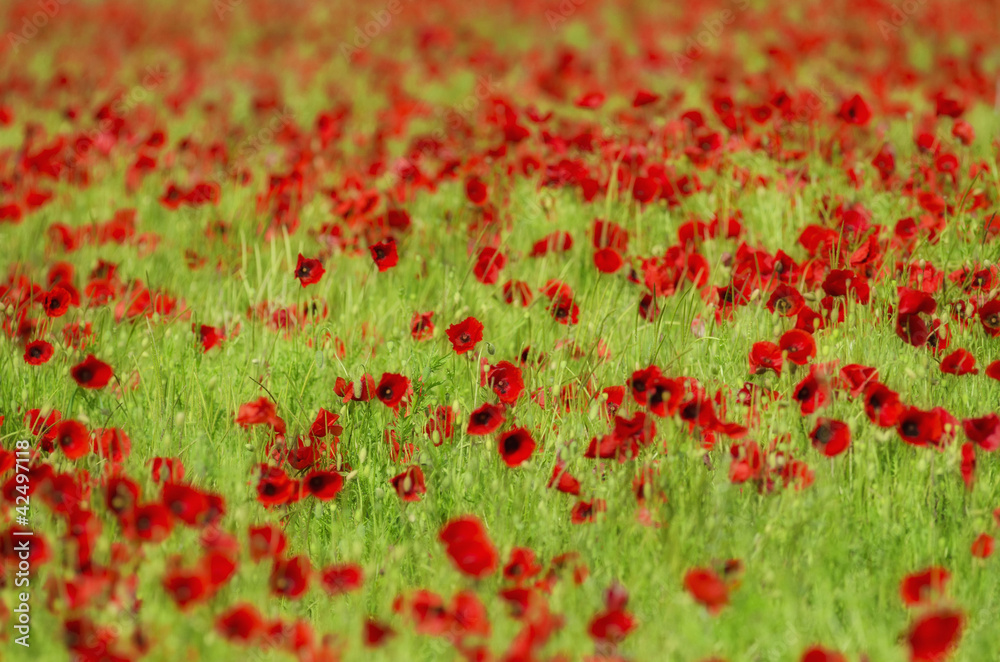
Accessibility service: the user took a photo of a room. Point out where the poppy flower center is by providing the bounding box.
[137,515,151,532]
[262,483,277,496]
[29,346,43,358]
[775,298,791,313]
[374,247,386,259]
[296,266,310,278]
[814,425,832,444]
[986,314,1000,328]
[795,385,812,401]
[380,386,393,399]
[474,412,491,425]
[503,436,521,455]
[459,332,471,344]
[77,368,93,382]
[901,420,920,437]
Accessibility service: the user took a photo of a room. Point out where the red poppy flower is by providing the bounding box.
[594,247,623,274]
[161,482,211,525]
[779,329,817,365]
[905,609,963,662]
[498,427,536,467]
[294,253,325,287]
[863,382,903,427]
[961,414,1000,451]
[897,407,945,447]
[548,460,582,495]
[792,368,830,415]
[438,515,498,578]
[593,219,629,252]
[503,547,542,584]
[629,365,663,406]
[940,349,977,375]
[446,316,484,354]
[810,418,851,457]
[547,293,579,325]
[163,567,209,610]
[978,299,1000,336]
[749,341,783,375]
[425,404,456,444]
[216,603,264,643]
[122,503,174,542]
[256,464,300,507]
[530,231,573,257]
[248,523,287,561]
[767,285,805,316]
[235,397,286,434]
[837,93,871,125]
[303,469,344,501]
[800,646,847,662]
[195,324,225,352]
[502,280,533,307]
[473,247,506,285]
[468,403,505,435]
[270,555,311,599]
[570,498,606,524]
[316,563,364,599]
[54,419,91,460]
[376,372,411,409]
[589,607,636,645]
[465,176,488,205]
[487,361,524,404]
[684,567,729,614]
[93,427,131,464]
[370,238,398,272]
[70,354,113,389]
[411,311,434,341]
[901,567,950,607]
[42,286,71,317]
[575,91,605,108]
[838,364,878,398]
[390,465,426,502]
[633,89,660,107]
[24,339,53,364]
[646,376,684,418]
[364,619,395,647]
[309,408,343,441]
[151,456,185,483]
[961,442,976,490]
[971,533,994,559]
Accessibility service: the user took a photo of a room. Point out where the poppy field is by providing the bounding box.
[3,0,1000,660]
